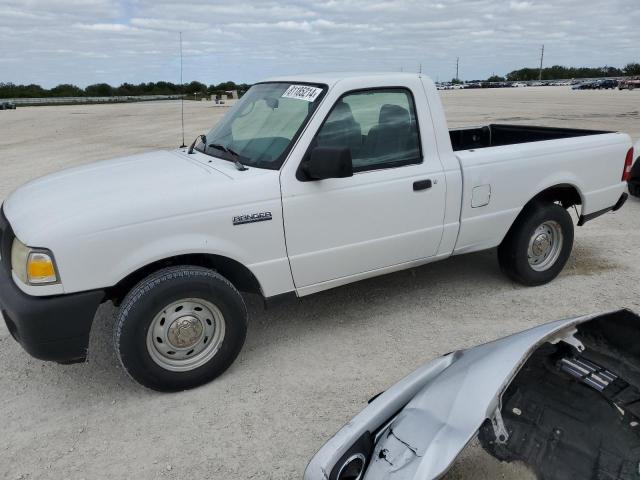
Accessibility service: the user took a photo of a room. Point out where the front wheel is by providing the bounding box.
[498,202,574,286]
[114,266,247,391]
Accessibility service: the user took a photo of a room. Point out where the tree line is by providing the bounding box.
[2,62,639,98]
[504,63,640,82]
[0,80,251,99]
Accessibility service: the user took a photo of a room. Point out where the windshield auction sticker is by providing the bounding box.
[281,85,323,102]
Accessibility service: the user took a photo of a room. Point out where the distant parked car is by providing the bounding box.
[572,81,598,90]
[0,101,16,110]
[596,79,618,89]
[619,77,640,90]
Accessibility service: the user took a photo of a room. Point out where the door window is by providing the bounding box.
[312,89,422,172]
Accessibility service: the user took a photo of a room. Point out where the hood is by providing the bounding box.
[305,309,640,480]
[3,149,274,245]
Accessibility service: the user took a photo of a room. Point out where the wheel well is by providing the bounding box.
[529,184,582,210]
[501,184,581,245]
[105,254,262,306]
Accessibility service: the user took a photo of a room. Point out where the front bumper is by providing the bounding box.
[304,309,638,480]
[0,209,103,363]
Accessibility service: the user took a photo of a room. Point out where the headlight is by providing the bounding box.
[11,238,59,285]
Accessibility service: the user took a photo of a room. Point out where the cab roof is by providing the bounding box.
[261,72,428,88]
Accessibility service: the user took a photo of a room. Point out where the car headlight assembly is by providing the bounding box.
[11,238,59,285]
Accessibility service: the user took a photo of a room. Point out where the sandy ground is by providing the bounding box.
[0,86,639,480]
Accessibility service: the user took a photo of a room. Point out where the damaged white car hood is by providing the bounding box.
[305,310,620,480]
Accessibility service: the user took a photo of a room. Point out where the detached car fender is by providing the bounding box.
[305,309,640,480]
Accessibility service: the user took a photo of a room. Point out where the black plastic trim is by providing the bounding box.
[0,206,13,275]
[0,255,104,363]
[450,124,613,152]
[577,192,628,226]
[263,291,297,309]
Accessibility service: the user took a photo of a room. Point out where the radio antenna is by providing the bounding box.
[179,31,186,148]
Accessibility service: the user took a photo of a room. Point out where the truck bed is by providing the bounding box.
[450,124,611,151]
[452,125,629,256]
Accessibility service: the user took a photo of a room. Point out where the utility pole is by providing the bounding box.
[538,44,544,81]
[419,63,422,74]
[456,57,459,81]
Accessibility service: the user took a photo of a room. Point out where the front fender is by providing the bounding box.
[52,203,293,297]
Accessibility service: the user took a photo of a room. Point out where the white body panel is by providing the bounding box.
[279,75,447,290]
[1,72,632,298]
[4,150,294,297]
[454,133,630,254]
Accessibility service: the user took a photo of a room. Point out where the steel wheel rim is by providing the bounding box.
[527,220,563,272]
[146,298,225,372]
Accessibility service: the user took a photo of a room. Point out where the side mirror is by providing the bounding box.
[301,147,353,181]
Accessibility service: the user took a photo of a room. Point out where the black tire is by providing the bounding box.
[629,160,640,198]
[498,201,574,286]
[114,266,247,391]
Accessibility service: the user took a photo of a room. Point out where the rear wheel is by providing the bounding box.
[498,202,574,286]
[114,266,247,391]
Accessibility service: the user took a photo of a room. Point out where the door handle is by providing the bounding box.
[413,179,432,191]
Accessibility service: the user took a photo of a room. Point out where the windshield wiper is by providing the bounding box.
[188,134,206,154]
[208,143,248,171]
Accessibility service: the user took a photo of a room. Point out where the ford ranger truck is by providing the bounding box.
[0,73,632,391]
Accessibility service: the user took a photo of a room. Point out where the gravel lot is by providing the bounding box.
[1,87,639,480]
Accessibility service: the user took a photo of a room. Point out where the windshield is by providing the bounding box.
[199,82,326,170]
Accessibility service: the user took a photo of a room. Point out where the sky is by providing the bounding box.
[1,0,638,87]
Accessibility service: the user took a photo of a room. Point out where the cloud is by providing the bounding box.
[129,18,209,31]
[0,0,637,87]
[509,1,533,11]
[74,22,137,32]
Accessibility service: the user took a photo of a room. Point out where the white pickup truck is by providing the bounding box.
[0,73,632,391]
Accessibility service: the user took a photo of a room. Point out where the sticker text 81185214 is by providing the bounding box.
[281,85,323,102]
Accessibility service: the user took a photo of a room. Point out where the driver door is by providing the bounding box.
[280,85,446,293]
